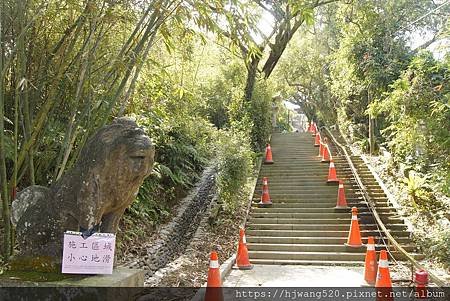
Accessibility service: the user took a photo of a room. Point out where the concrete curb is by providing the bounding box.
[220,254,236,283]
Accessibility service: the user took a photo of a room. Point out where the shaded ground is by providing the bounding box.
[146,198,248,286]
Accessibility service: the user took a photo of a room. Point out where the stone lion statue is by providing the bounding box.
[11,118,155,262]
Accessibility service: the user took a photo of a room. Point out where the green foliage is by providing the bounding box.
[402,171,431,209]
[374,52,450,194]
[250,80,273,149]
[416,227,450,269]
[215,126,254,213]
[431,229,450,268]
[201,60,272,151]
[201,61,246,129]
[122,42,218,223]
[329,5,412,141]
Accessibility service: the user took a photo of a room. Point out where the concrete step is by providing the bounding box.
[260,166,351,171]
[249,259,364,266]
[248,218,353,225]
[249,250,425,262]
[244,132,421,265]
[249,250,365,261]
[248,217,405,226]
[247,243,417,253]
[247,223,408,231]
[256,177,379,185]
[249,212,401,221]
[261,187,384,193]
[263,189,385,196]
[251,198,389,205]
[254,193,384,200]
[251,208,398,215]
[252,206,395,213]
[246,229,411,238]
[249,213,404,223]
[260,168,367,174]
[246,236,413,245]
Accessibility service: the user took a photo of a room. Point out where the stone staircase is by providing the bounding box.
[246,132,423,265]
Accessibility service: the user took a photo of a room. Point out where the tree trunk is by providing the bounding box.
[244,58,259,102]
[369,115,375,155]
[262,19,304,79]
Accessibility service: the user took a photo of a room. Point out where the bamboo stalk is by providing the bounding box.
[99,1,177,125]
[55,8,104,180]
[0,1,12,258]
[15,2,92,175]
[118,28,155,116]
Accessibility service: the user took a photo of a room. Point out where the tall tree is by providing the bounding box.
[219,0,337,101]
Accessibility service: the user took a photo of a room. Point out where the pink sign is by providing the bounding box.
[62,231,116,274]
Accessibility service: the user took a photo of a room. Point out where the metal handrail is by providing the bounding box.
[323,126,446,287]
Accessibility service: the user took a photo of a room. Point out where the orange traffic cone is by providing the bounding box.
[314,132,321,147]
[205,251,223,301]
[364,236,378,285]
[335,181,349,208]
[311,122,317,135]
[307,121,313,132]
[327,160,339,183]
[321,144,331,162]
[375,250,393,301]
[345,207,363,247]
[259,177,272,207]
[264,144,274,164]
[317,141,324,158]
[235,228,253,270]
[207,251,221,287]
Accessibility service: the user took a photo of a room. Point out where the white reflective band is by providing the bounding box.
[339,184,344,188]
[379,259,389,268]
[263,180,267,185]
[352,215,358,220]
[330,162,335,168]
[367,244,375,251]
[243,235,246,244]
[210,260,219,268]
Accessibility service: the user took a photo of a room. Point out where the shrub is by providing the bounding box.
[374,51,450,195]
[434,229,450,268]
[250,80,273,150]
[215,126,254,213]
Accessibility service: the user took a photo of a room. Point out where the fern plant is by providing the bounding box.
[402,170,426,207]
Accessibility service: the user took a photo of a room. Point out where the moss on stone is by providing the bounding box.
[0,270,76,282]
[9,256,61,273]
